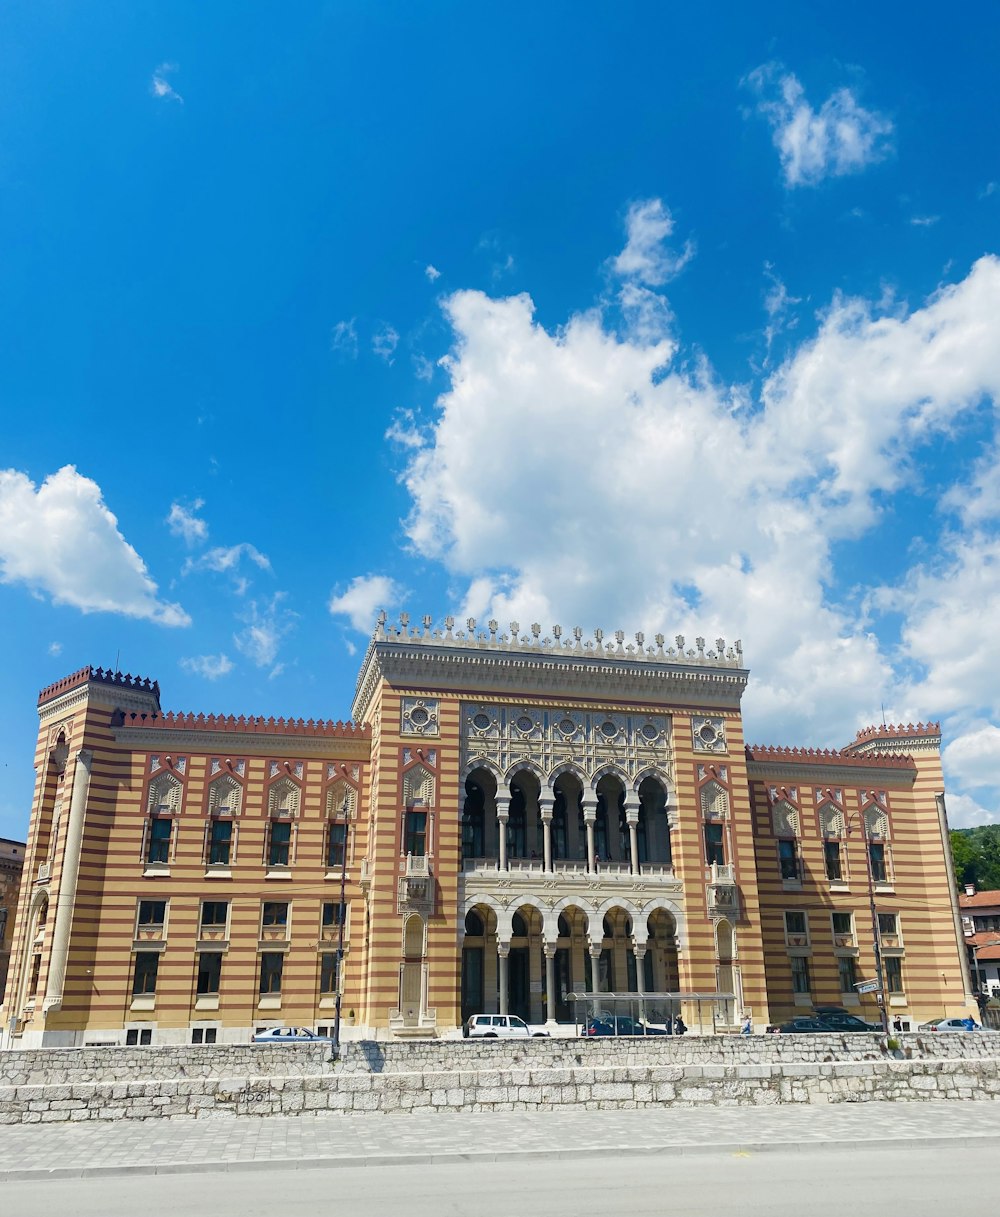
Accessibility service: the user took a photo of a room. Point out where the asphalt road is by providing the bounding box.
[4,1142,997,1216]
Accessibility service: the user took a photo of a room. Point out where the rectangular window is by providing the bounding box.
[884,956,903,994]
[200,901,229,931]
[146,817,172,864]
[262,901,289,929]
[126,1028,152,1046]
[196,952,222,995]
[784,910,807,936]
[778,839,799,880]
[869,842,888,883]
[877,913,898,937]
[790,954,811,994]
[191,1027,218,1044]
[259,952,284,995]
[327,821,347,869]
[703,822,725,866]
[832,912,853,937]
[137,900,166,929]
[268,820,291,867]
[320,952,340,995]
[209,819,232,865]
[838,955,858,992]
[405,810,427,857]
[322,901,347,929]
[132,952,160,996]
[824,840,842,881]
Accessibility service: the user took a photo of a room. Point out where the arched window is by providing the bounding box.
[511,911,528,938]
[464,909,484,936]
[462,781,485,860]
[557,913,571,937]
[507,787,527,858]
[552,792,568,860]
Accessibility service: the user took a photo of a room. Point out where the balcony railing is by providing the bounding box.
[460,857,676,881]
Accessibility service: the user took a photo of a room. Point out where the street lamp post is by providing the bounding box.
[847,802,890,1036]
[331,800,351,1061]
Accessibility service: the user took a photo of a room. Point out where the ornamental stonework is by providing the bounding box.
[401,697,439,737]
[692,715,727,754]
[461,702,671,784]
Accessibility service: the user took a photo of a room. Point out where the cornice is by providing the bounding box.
[353,642,748,722]
[37,683,161,721]
[111,727,371,759]
[745,758,916,788]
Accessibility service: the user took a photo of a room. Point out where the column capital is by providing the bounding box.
[581,793,598,816]
[543,942,558,959]
[497,943,510,958]
[495,794,511,815]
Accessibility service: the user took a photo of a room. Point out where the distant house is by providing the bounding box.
[959,885,1000,997]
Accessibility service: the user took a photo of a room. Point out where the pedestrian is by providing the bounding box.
[892,1016,903,1033]
[740,1013,752,1036]
[673,1014,687,1036]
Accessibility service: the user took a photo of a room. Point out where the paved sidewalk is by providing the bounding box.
[1,1099,998,1181]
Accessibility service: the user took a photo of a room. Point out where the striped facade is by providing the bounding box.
[0,620,975,1047]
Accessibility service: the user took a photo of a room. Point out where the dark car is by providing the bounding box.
[814,1012,880,1032]
[776,1017,828,1034]
[582,1015,668,1036]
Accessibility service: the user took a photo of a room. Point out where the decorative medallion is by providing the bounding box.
[401,696,440,737]
[692,715,727,754]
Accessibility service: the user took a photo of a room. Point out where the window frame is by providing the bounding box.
[259,951,284,995]
[146,816,172,865]
[703,822,725,866]
[196,951,223,996]
[132,951,160,996]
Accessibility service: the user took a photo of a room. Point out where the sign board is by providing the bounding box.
[855,979,881,994]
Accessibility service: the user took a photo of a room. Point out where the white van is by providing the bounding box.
[464,1014,550,1039]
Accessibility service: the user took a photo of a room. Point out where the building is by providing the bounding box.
[0,615,975,1047]
[960,885,1000,998]
[0,837,26,1005]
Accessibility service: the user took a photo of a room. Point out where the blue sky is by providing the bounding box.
[2,2,1000,840]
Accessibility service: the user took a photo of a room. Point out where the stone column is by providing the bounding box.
[544,943,558,1024]
[43,749,93,1014]
[496,794,510,871]
[497,945,509,1015]
[582,795,597,874]
[539,795,554,871]
[633,940,648,1021]
[625,799,640,874]
[589,945,603,993]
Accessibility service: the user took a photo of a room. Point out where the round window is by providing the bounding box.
[641,723,658,741]
[516,715,534,732]
[558,717,576,736]
[472,712,490,731]
[409,706,430,727]
[600,719,618,739]
[699,722,718,744]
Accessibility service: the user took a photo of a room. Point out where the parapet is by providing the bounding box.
[38,667,161,708]
[745,743,917,771]
[113,709,368,739]
[371,611,744,667]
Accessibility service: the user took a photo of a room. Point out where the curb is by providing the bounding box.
[4,1131,1000,1182]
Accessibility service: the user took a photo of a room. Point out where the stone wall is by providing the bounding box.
[2,1056,999,1125]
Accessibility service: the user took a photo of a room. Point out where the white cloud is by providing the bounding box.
[941,442,1000,525]
[373,323,399,364]
[425,265,441,281]
[329,574,402,633]
[943,726,1000,789]
[166,499,208,545]
[180,653,234,681]
[385,409,425,450]
[980,182,997,200]
[183,543,271,576]
[745,65,893,187]
[331,319,358,358]
[151,63,183,103]
[413,353,435,381]
[945,791,998,830]
[762,264,801,361]
[0,465,190,626]
[396,249,1000,759]
[48,641,62,657]
[233,594,295,668]
[910,215,940,227]
[613,199,694,286]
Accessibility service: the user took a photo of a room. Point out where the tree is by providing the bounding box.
[951,825,1000,892]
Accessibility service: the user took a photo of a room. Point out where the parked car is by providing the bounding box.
[775,1017,829,1034]
[252,1027,332,1043]
[464,1014,550,1038]
[917,1017,981,1031]
[813,1012,880,1032]
[581,1015,668,1037]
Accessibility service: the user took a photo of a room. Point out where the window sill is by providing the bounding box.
[874,881,895,894]
[781,878,803,891]
[265,867,292,881]
[142,864,170,878]
[130,995,156,1012]
[195,994,220,1011]
[131,939,166,953]
[792,993,812,1007]
[257,995,282,1010]
[838,993,861,1006]
[888,994,907,1007]
[833,946,859,957]
[324,870,352,881]
[828,882,850,893]
[204,867,232,880]
[318,996,338,1009]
